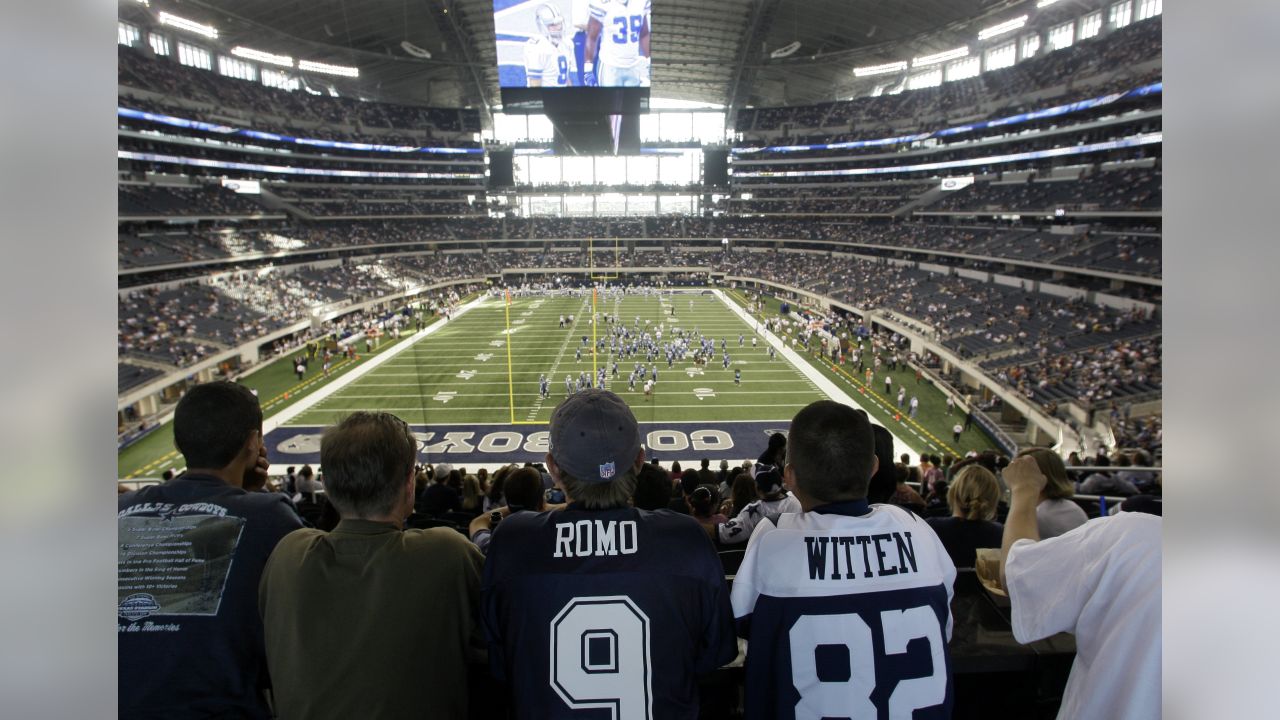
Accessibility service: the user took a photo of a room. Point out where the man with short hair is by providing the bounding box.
[731,400,957,719]
[259,411,484,719]
[482,389,736,718]
[469,466,548,554]
[118,381,302,720]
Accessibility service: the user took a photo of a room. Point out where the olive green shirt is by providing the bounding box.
[259,519,484,720]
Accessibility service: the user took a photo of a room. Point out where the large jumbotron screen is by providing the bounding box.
[494,0,651,115]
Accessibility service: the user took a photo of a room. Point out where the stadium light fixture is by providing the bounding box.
[853,61,908,77]
[978,15,1028,41]
[158,11,218,39]
[231,47,294,68]
[911,46,969,68]
[298,59,360,78]
[1035,0,1062,7]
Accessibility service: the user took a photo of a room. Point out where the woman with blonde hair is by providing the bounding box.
[1017,447,1088,538]
[459,473,484,517]
[925,465,1004,568]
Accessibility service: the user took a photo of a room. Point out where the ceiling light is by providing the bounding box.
[770,41,801,59]
[1036,0,1062,7]
[978,15,1028,41]
[158,11,217,39]
[911,46,969,68]
[298,60,360,78]
[231,47,293,67]
[853,61,908,77]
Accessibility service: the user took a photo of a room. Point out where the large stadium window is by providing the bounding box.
[493,114,527,144]
[1047,22,1075,51]
[627,156,658,186]
[218,56,257,82]
[149,33,170,56]
[177,42,212,71]
[1020,34,1041,60]
[640,114,662,143]
[907,68,942,90]
[659,152,696,187]
[564,195,595,216]
[118,22,140,48]
[1136,0,1162,20]
[530,156,563,186]
[985,42,1016,71]
[658,195,695,215]
[596,193,627,215]
[944,57,980,82]
[626,195,656,216]
[1109,1,1133,28]
[260,68,299,91]
[692,113,726,144]
[527,115,555,142]
[660,113,694,142]
[529,196,561,216]
[1078,11,1103,40]
[596,157,626,187]
[561,156,592,186]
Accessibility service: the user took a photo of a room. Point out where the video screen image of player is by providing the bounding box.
[493,0,651,88]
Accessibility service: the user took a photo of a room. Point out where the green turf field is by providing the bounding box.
[120,287,998,479]
[287,290,818,427]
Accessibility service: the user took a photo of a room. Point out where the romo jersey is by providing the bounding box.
[524,36,577,87]
[482,505,737,719]
[589,0,650,68]
[731,502,957,720]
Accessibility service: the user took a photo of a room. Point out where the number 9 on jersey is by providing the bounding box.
[551,596,654,719]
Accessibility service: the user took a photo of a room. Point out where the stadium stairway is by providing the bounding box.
[895,185,950,218]
[257,188,314,221]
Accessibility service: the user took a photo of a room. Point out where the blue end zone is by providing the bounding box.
[267,420,792,466]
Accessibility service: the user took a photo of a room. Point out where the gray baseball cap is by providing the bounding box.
[549,389,643,484]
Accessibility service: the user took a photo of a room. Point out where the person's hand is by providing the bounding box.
[582,63,598,87]
[244,438,270,488]
[1003,455,1047,500]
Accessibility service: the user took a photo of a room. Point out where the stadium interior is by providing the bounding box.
[117,0,1163,715]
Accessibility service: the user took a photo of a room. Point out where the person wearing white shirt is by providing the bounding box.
[524,3,578,87]
[999,455,1161,720]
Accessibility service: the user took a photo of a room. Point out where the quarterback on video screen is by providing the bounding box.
[525,3,579,87]
[583,0,651,87]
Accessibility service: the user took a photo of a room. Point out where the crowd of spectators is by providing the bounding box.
[736,17,1161,138]
[119,184,271,217]
[990,335,1162,409]
[118,46,481,138]
[931,168,1162,212]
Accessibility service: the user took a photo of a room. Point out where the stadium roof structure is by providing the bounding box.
[126,0,1115,118]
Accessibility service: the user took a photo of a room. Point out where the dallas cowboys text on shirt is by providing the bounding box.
[803,532,919,580]
[553,520,639,558]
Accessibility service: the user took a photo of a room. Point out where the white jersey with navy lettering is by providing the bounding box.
[589,0,650,68]
[731,502,957,719]
[717,492,802,545]
[524,36,577,87]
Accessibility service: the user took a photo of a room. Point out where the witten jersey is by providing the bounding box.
[482,505,737,719]
[589,0,650,68]
[524,36,577,87]
[731,503,957,720]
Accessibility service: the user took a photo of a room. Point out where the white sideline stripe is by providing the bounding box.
[297,403,812,413]
[266,296,487,434]
[712,290,918,458]
[318,390,824,399]
[282,418,796,428]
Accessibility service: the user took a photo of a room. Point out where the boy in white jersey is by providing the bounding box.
[732,400,956,719]
[583,0,651,87]
[524,3,578,87]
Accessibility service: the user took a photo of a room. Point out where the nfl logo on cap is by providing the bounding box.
[599,462,616,480]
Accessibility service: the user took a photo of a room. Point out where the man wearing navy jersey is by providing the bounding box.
[482,389,737,719]
[732,400,956,719]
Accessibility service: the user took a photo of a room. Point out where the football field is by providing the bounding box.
[264,288,880,468]
[288,289,818,426]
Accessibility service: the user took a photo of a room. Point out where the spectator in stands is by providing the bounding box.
[481,389,736,717]
[259,411,484,719]
[927,465,1005,568]
[696,458,717,486]
[469,466,547,554]
[483,465,510,512]
[295,464,321,499]
[689,484,729,540]
[726,471,759,516]
[717,464,802,545]
[459,473,484,517]
[1017,447,1088,538]
[998,455,1161,720]
[632,462,673,511]
[889,464,927,514]
[758,432,787,468]
[119,381,302,720]
[730,400,957,717]
[420,462,461,516]
[1079,454,1139,497]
